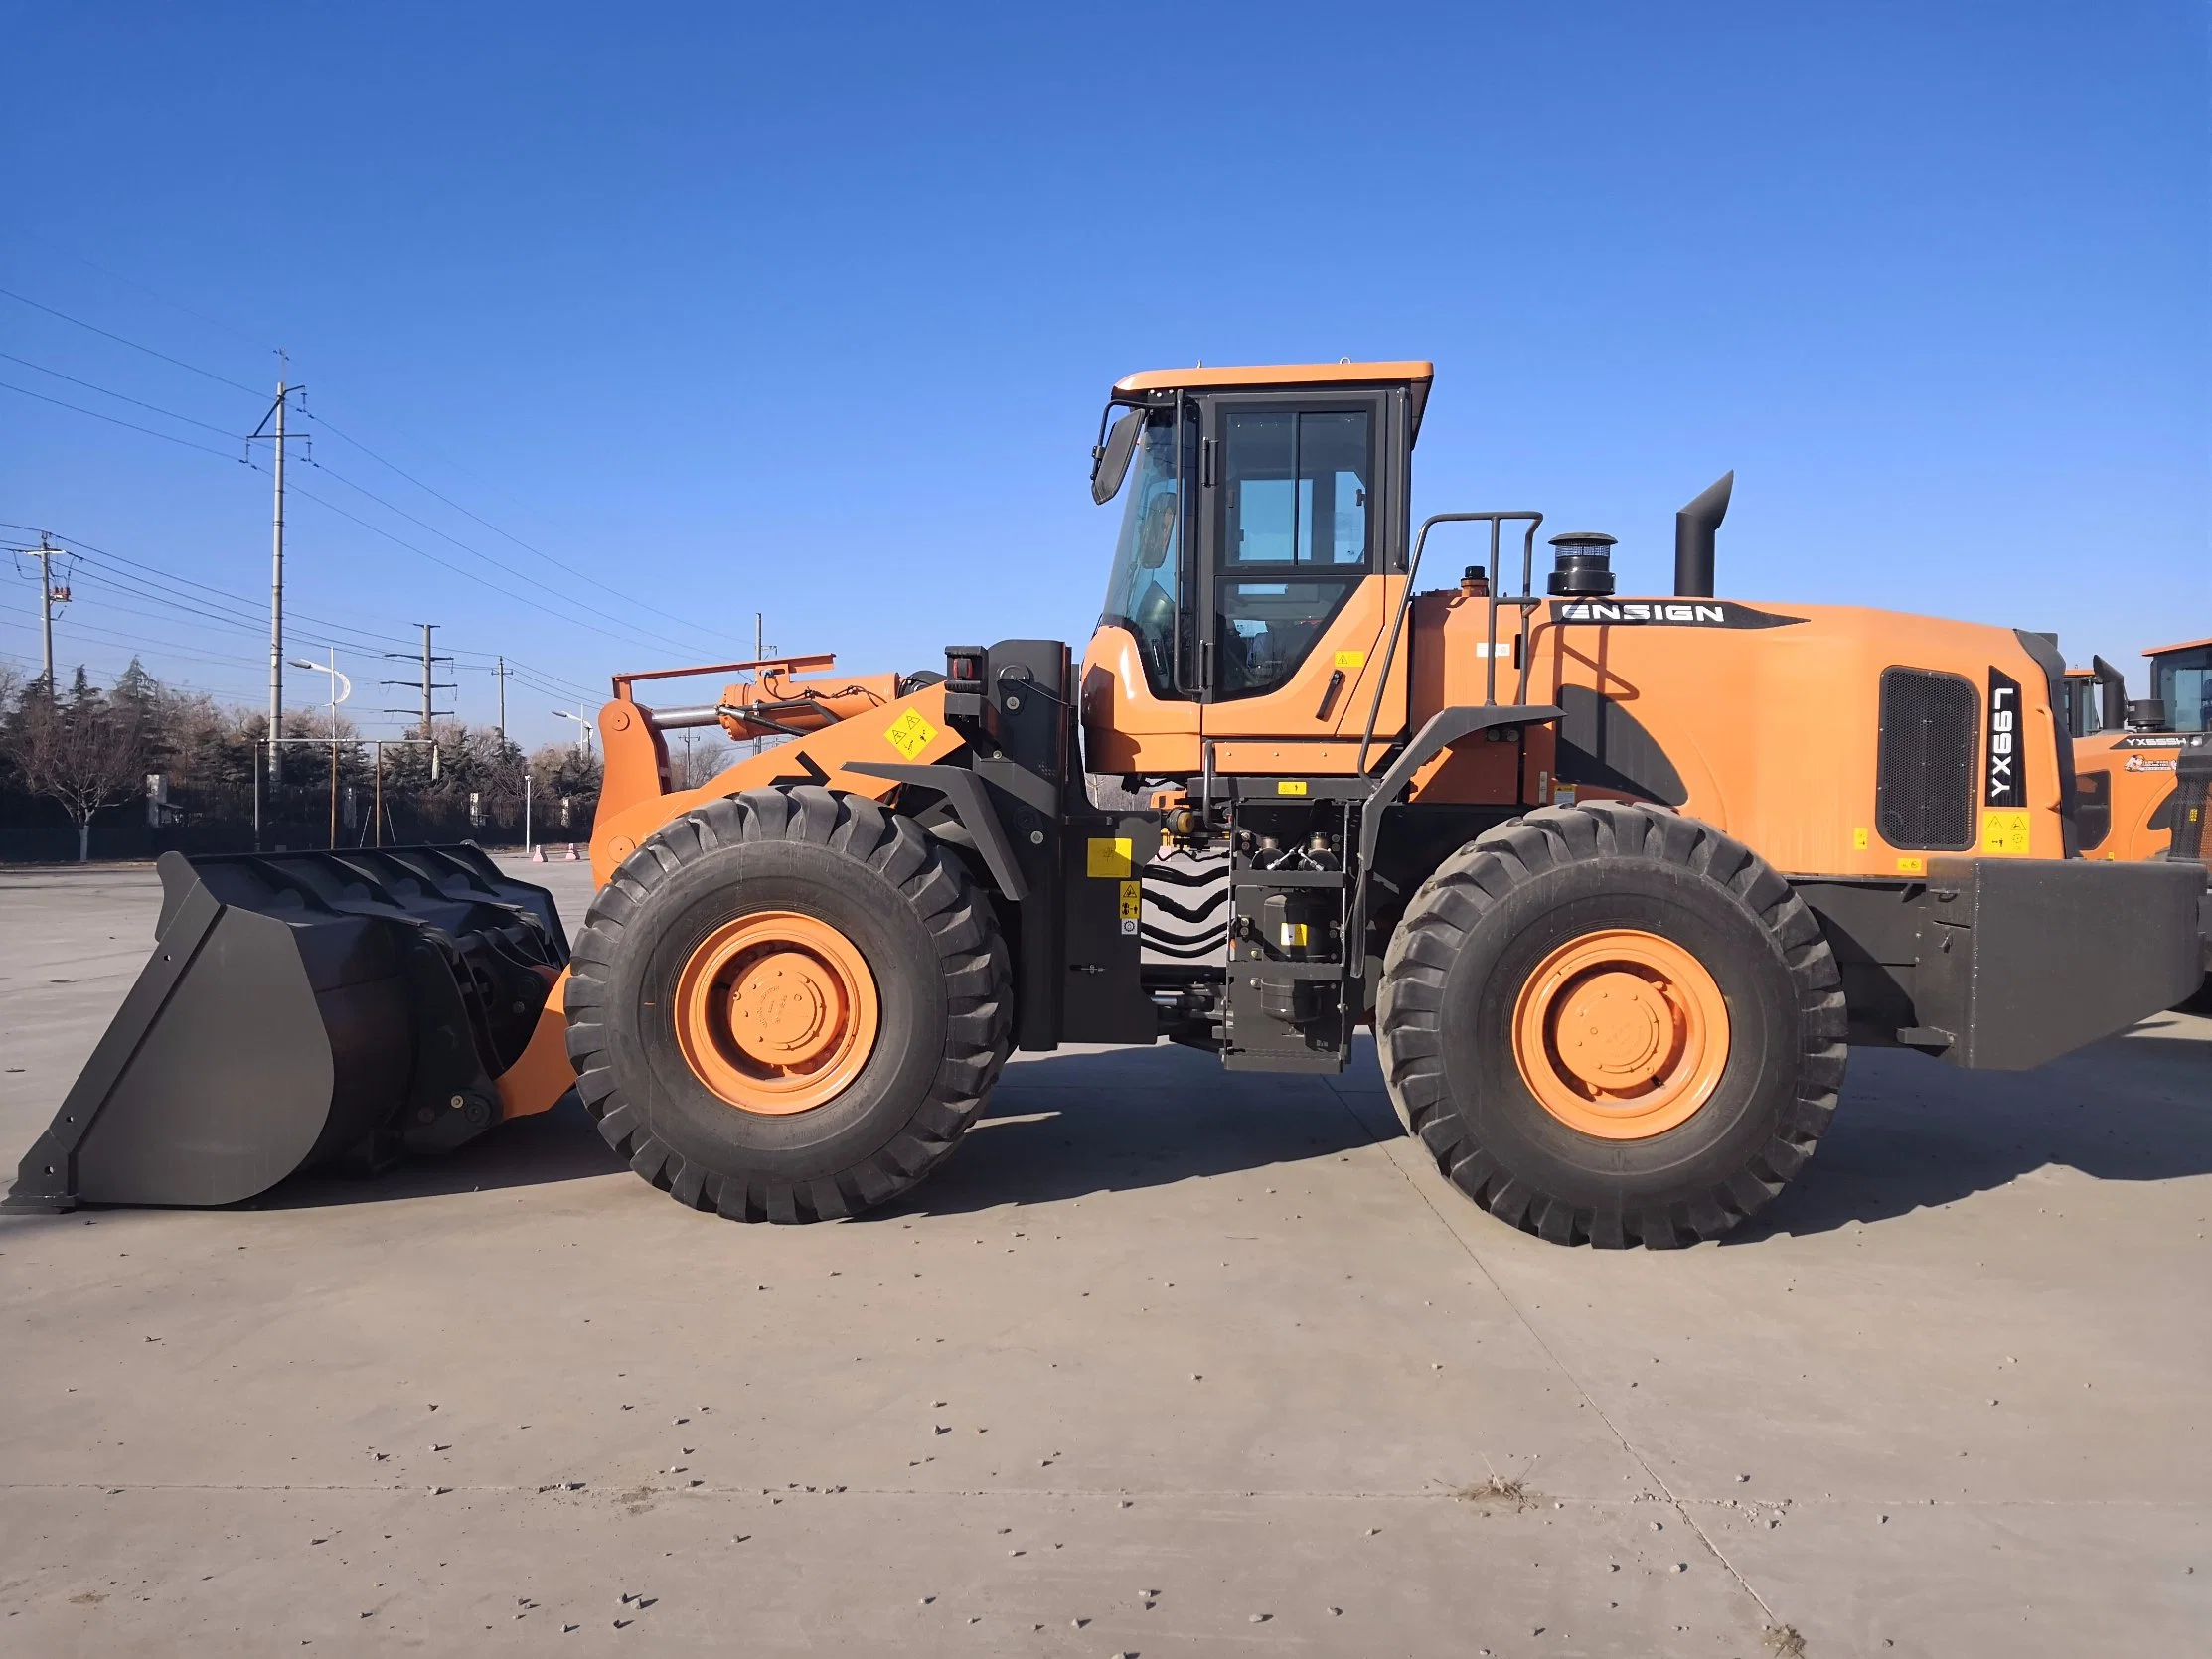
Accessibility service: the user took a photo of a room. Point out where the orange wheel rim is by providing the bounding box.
[672,911,879,1116]
[1510,928,1729,1140]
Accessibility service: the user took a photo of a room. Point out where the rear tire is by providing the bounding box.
[564,786,1012,1221]
[1376,803,1846,1248]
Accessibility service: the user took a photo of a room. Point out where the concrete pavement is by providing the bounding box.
[0,858,2206,1655]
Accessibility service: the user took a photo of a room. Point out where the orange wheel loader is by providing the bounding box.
[2057,641,2211,1009]
[2060,640,2211,865]
[11,362,2208,1248]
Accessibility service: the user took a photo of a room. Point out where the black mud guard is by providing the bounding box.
[846,762,1029,900]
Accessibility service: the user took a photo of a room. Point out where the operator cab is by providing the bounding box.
[2060,669,2103,738]
[1083,362,1430,776]
[2147,638,2212,733]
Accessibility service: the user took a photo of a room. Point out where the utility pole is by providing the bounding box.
[249,366,303,783]
[753,610,764,758]
[382,624,453,782]
[23,534,68,689]
[383,625,453,737]
[491,656,513,749]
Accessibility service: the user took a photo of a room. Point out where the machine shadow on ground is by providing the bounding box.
[247,1042,1380,1215]
[885,1042,1377,1218]
[1732,1025,2212,1243]
[237,1024,2210,1238]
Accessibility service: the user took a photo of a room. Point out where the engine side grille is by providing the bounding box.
[2072,769,2112,852]
[2171,744,2209,864]
[1877,668,1976,851]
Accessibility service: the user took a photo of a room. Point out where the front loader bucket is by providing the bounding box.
[4,846,568,1213]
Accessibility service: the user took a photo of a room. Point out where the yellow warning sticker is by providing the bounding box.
[1852,827,1870,850]
[883,709,937,760]
[1980,809,2031,855]
[1276,780,1309,796]
[1896,855,1926,874]
[1118,879,1141,920]
[1087,836,1133,878]
[1332,649,1366,670]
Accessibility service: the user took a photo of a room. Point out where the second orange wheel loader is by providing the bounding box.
[13,362,2209,1247]
[2057,641,2211,1010]
[2060,640,2212,866]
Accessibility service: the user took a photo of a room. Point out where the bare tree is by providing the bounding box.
[667,729,738,791]
[3,675,145,861]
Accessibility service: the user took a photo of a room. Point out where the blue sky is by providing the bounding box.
[2,3,2205,748]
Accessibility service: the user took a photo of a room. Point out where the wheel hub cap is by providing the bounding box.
[1510,928,1731,1140]
[729,953,838,1065]
[673,912,880,1116]
[1552,971,1672,1088]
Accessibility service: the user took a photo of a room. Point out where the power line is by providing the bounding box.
[51,251,275,352]
[0,285,263,395]
[451,648,596,696]
[1,520,603,702]
[0,378,251,461]
[0,307,731,666]
[0,352,245,437]
[2,423,722,661]
[0,612,263,672]
[56,548,430,664]
[301,453,719,658]
[285,475,714,657]
[499,653,598,694]
[2,525,428,655]
[308,409,732,648]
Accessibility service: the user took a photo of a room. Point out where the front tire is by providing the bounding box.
[1376,803,1846,1248]
[564,787,1012,1221]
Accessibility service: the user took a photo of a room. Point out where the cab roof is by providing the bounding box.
[2147,637,2212,657]
[1112,360,1435,440]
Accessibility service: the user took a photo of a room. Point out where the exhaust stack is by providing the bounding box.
[1673,471,1734,598]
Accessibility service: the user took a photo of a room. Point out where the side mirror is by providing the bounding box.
[2091,655,2130,734]
[1091,408,1144,506]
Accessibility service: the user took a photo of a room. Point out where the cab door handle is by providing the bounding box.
[1314,668,1345,721]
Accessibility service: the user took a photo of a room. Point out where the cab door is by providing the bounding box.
[1193,392,1409,770]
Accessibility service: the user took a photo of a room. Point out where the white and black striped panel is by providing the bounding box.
[1142,848,1228,966]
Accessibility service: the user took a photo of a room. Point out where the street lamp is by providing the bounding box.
[287,654,353,720]
[288,653,353,849]
[553,707,594,757]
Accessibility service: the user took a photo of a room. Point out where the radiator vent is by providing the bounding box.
[1877,668,1976,851]
[2171,744,2209,864]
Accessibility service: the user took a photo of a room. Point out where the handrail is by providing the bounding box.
[611,653,837,701]
[1354,511,1543,776]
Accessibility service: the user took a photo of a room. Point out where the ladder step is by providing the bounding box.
[1230,868,1346,888]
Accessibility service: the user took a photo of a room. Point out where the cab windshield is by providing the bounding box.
[1098,411,1185,695]
[2153,652,2210,732]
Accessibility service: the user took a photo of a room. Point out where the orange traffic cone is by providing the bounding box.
[564,842,580,861]
[531,843,546,862]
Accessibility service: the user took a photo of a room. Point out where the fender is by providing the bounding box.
[847,761,1031,901]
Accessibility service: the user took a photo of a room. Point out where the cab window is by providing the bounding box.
[1098,412,1191,697]
[1213,406,1372,700]
[2154,651,2211,733]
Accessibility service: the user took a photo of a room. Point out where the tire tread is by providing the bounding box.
[1376,801,1845,1248]
[563,786,1013,1222]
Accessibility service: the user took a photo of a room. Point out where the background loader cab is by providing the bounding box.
[2063,638,2212,864]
